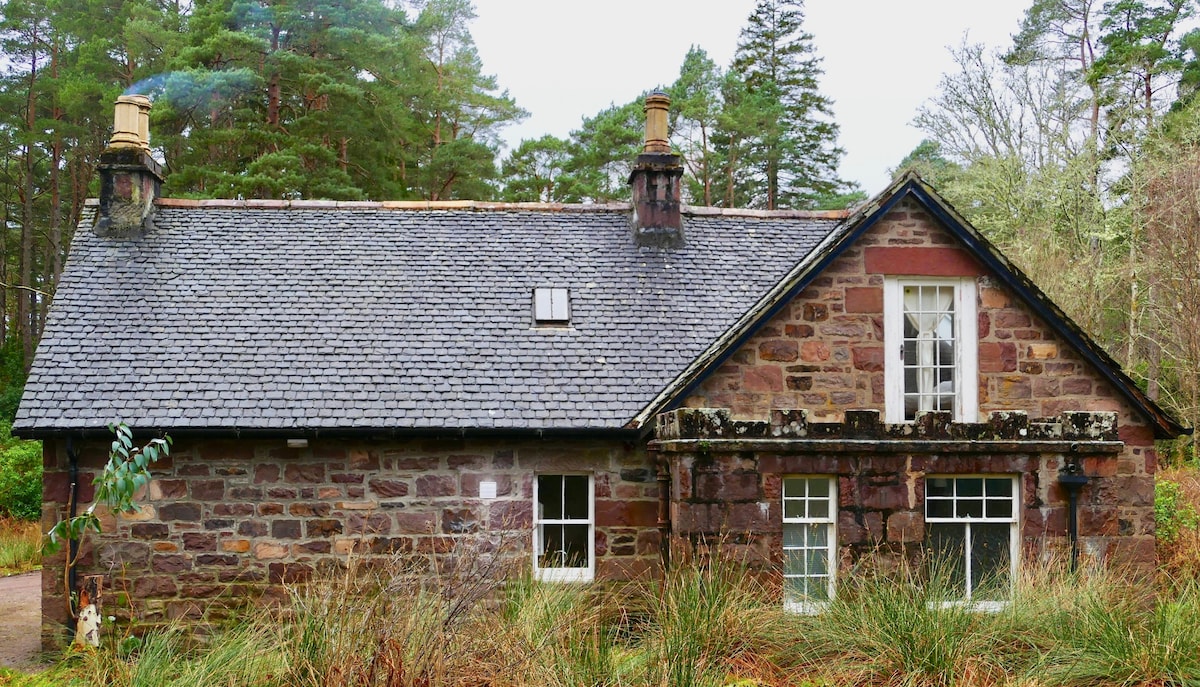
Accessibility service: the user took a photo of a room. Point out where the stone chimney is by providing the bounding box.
[96,94,164,237]
[629,92,684,248]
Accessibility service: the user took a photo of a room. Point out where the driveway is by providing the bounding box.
[0,572,41,669]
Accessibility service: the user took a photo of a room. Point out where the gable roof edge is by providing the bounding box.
[630,172,1188,439]
[628,178,910,429]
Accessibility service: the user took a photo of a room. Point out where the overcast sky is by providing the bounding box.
[470,0,1030,194]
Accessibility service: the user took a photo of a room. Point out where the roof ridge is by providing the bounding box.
[82,197,850,219]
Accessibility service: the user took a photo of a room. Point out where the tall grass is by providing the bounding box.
[0,515,41,574]
[18,526,1200,686]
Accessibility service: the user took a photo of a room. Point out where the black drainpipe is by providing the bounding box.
[653,447,671,572]
[66,436,80,615]
[1058,455,1089,572]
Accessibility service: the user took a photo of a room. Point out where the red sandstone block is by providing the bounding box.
[416,474,457,497]
[349,449,380,470]
[851,345,884,372]
[886,511,924,543]
[368,479,409,498]
[860,483,909,511]
[1118,424,1154,446]
[844,287,882,313]
[800,341,830,362]
[268,562,313,584]
[347,512,392,535]
[191,479,225,501]
[283,463,325,483]
[864,247,984,276]
[177,464,210,477]
[979,342,1017,373]
[1032,377,1060,397]
[253,464,279,484]
[596,500,658,527]
[288,502,332,517]
[802,303,829,322]
[994,311,1032,329]
[489,500,532,530]
[997,375,1032,400]
[395,511,437,534]
[759,339,799,362]
[743,366,784,392]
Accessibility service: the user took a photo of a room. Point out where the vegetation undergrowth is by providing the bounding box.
[0,421,40,522]
[14,467,1200,686]
[0,516,40,575]
[12,547,1200,687]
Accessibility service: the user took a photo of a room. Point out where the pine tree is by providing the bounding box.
[727,0,853,209]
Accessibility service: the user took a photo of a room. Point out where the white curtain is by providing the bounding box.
[904,286,954,412]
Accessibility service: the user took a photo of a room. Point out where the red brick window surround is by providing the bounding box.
[782,476,837,611]
[534,473,594,582]
[925,475,1019,605]
[884,277,979,422]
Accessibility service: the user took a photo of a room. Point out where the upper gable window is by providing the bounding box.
[883,278,978,423]
[533,287,569,325]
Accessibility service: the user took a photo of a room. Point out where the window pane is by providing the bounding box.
[783,478,806,498]
[985,478,1013,498]
[807,548,828,577]
[784,576,807,600]
[985,498,1012,519]
[783,524,805,548]
[784,548,807,576]
[540,524,590,569]
[562,475,589,520]
[927,478,953,498]
[538,475,563,520]
[926,522,967,594]
[783,499,805,520]
[808,577,829,601]
[957,478,983,498]
[971,523,1011,600]
[808,499,829,519]
[807,523,828,547]
[809,478,830,498]
[957,498,984,519]
[927,498,953,519]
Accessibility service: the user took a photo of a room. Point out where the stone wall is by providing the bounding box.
[680,196,1158,563]
[40,434,659,646]
[654,408,1150,575]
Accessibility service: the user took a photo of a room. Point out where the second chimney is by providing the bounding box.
[96,95,163,237]
[629,92,684,248]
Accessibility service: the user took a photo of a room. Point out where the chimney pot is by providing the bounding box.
[643,91,671,154]
[131,94,152,152]
[108,95,143,150]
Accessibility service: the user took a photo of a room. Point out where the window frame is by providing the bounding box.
[924,474,1020,608]
[533,287,570,326]
[532,473,594,583]
[781,475,838,613]
[883,277,978,423]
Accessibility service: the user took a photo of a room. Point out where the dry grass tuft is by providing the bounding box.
[0,516,41,575]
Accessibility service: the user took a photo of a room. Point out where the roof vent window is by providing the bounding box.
[534,287,570,325]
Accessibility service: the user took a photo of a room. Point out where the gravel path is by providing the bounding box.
[0,572,42,670]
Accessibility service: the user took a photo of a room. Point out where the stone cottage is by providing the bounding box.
[16,94,1186,643]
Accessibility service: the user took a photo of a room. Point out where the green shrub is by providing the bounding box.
[1156,478,1200,543]
[0,422,40,521]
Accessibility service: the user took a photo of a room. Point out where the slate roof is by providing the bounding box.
[14,201,840,435]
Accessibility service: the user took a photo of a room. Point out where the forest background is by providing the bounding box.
[2,0,1200,521]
